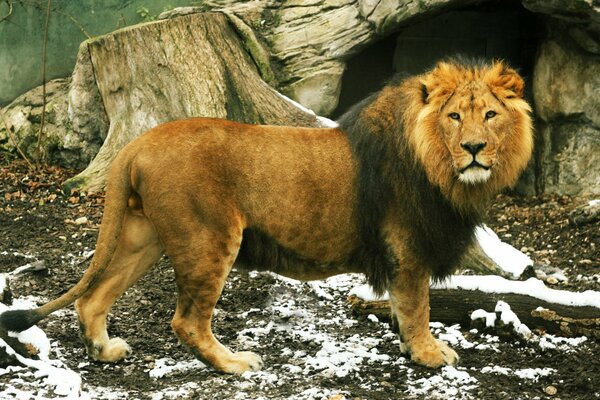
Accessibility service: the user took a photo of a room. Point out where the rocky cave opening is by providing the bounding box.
[333,1,543,118]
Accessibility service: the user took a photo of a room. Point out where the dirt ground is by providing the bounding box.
[0,155,598,399]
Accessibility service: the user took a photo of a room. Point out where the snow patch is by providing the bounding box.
[495,301,532,339]
[148,357,206,378]
[307,281,334,300]
[407,366,478,398]
[475,225,532,277]
[481,365,555,381]
[432,323,477,350]
[481,365,511,375]
[148,382,200,400]
[471,309,497,327]
[349,283,389,301]
[0,338,82,398]
[537,333,588,351]
[514,367,555,381]
[304,334,390,378]
[274,91,339,128]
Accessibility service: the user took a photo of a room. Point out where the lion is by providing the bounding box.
[0,58,533,374]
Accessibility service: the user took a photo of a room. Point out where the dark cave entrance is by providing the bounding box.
[333,1,543,118]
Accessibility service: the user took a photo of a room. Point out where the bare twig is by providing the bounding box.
[35,0,51,168]
[0,0,13,24]
[54,10,91,39]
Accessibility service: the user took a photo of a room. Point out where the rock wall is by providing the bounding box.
[0,0,194,105]
[169,0,480,116]
[533,25,600,195]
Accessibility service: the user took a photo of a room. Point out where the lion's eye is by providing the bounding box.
[485,110,497,119]
[449,112,461,121]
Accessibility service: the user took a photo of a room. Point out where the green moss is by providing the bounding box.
[225,12,276,85]
[62,175,88,194]
[260,8,280,28]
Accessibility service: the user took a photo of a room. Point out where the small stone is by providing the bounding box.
[122,364,136,376]
[544,385,557,396]
[74,216,88,225]
[520,246,529,252]
[546,276,559,285]
[367,314,379,323]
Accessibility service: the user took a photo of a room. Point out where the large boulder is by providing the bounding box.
[0,79,83,168]
[0,43,108,170]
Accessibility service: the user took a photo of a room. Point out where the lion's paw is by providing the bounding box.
[95,338,131,362]
[438,339,459,365]
[220,351,263,375]
[399,340,409,355]
[410,339,459,368]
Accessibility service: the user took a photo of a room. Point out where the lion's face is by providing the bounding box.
[439,82,512,184]
[407,60,534,203]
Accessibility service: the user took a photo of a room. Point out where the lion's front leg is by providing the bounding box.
[388,264,459,368]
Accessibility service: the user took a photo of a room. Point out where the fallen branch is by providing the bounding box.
[348,287,600,338]
[569,200,600,227]
[0,0,13,24]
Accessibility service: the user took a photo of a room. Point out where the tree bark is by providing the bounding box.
[64,12,322,193]
[458,242,507,277]
[349,290,600,338]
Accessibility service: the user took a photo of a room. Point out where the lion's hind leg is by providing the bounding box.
[75,209,163,362]
[166,223,263,375]
[389,263,459,368]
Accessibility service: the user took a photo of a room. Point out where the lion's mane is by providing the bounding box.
[338,58,533,294]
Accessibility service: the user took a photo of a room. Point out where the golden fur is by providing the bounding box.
[0,59,533,373]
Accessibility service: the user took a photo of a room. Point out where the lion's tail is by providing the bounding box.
[0,149,134,333]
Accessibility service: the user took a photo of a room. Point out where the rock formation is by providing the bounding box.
[0,0,598,195]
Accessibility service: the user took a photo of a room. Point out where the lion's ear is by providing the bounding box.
[486,62,525,99]
[420,62,458,105]
[421,83,429,104]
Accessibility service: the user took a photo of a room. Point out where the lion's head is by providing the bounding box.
[404,59,534,207]
[339,59,534,290]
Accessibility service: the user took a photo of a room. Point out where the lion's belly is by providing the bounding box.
[235,224,359,281]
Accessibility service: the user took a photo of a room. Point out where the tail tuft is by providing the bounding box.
[0,309,42,332]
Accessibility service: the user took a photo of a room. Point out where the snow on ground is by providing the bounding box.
[0,271,589,399]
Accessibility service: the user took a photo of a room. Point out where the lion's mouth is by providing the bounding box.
[459,160,491,173]
[458,161,492,184]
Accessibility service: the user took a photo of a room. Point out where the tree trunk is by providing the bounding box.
[458,242,507,277]
[64,12,323,192]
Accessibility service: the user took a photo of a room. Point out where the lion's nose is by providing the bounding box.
[461,141,487,156]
